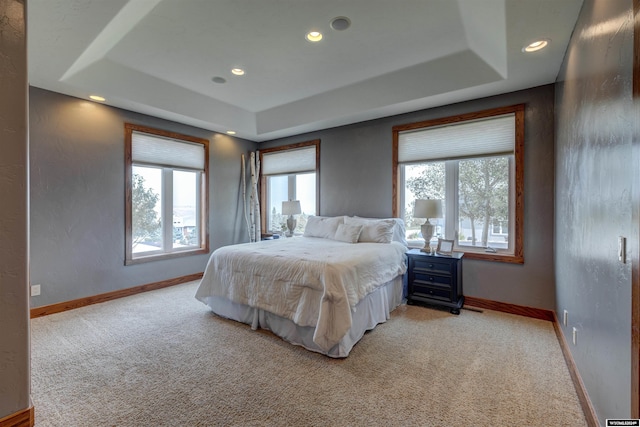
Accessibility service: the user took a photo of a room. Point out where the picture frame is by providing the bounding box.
[436,238,454,256]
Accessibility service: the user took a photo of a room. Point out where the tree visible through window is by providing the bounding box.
[393,105,524,263]
[458,157,509,247]
[405,157,510,248]
[259,140,319,234]
[125,124,209,264]
[132,173,161,247]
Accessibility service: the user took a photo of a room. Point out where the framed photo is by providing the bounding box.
[436,238,454,256]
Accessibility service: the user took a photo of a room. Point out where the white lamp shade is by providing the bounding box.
[282,200,302,215]
[413,199,443,219]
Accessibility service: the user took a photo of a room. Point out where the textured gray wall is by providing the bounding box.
[262,85,557,310]
[555,0,634,422]
[0,0,30,418]
[29,87,256,308]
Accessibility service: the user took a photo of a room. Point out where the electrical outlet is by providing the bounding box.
[31,284,41,297]
[563,310,568,326]
[572,327,577,345]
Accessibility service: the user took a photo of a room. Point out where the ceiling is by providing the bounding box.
[28,0,584,142]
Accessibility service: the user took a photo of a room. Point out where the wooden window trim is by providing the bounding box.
[125,123,210,265]
[392,104,525,264]
[258,140,320,232]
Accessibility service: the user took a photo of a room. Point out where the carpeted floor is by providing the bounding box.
[30,281,586,426]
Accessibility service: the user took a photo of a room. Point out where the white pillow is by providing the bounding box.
[350,216,408,247]
[344,217,395,244]
[332,223,364,243]
[303,216,344,239]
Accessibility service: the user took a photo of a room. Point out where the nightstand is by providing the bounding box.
[406,249,464,314]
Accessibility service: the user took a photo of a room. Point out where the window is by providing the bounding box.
[125,124,209,264]
[259,140,319,234]
[393,105,524,263]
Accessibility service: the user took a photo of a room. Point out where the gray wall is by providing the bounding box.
[262,85,557,310]
[29,87,256,308]
[555,0,634,422]
[0,0,30,419]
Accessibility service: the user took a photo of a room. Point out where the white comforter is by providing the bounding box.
[195,237,407,351]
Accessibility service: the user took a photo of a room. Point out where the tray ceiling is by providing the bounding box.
[28,0,584,141]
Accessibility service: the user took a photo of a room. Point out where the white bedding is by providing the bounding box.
[195,236,407,351]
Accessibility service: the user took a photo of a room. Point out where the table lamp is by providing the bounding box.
[413,199,443,252]
[282,200,302,237]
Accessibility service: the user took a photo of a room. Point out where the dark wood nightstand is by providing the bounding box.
[406,249,464,314]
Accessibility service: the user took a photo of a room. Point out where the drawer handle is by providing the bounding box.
[429,277,434,281]
[428,264,434,268]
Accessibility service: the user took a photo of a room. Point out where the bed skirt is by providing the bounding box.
[198,275,405,358]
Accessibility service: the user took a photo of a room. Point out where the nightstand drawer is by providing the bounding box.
[412,258,453,275]
[413,272,453,289]
[405,249,463,314]
[411,284,451,300]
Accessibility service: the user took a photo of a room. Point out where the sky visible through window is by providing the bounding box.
[134,166,196,212]
[269,173,316,215]
[137,166,315,220]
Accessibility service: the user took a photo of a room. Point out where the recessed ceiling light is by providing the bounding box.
[231,68,245,76]
[89,95,106,102]
[523,39,550,53]
[330,16,351,31]
[212,76,227,84]
[306,31,323,42]
[226,130,236,135]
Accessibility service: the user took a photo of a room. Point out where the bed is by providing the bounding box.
[195,216,408,357]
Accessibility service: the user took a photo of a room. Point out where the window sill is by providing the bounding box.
[126,247,208,265]
[461,251,523,264]
[406,241,522,264]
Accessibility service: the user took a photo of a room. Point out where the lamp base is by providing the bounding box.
[420,221,435,252]
[286,216,297,237]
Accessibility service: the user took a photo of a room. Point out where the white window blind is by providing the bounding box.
[132,131,205,170]
[262,146,316,175]
[398,113,515,163]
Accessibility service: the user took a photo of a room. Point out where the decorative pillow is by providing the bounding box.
[390,218,408,247]
[303,216,345,239]
[344,217,395,244]
[332,223,364,243]
[354,217,408,247]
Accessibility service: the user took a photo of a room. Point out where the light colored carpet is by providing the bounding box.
[31,281,586,426]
